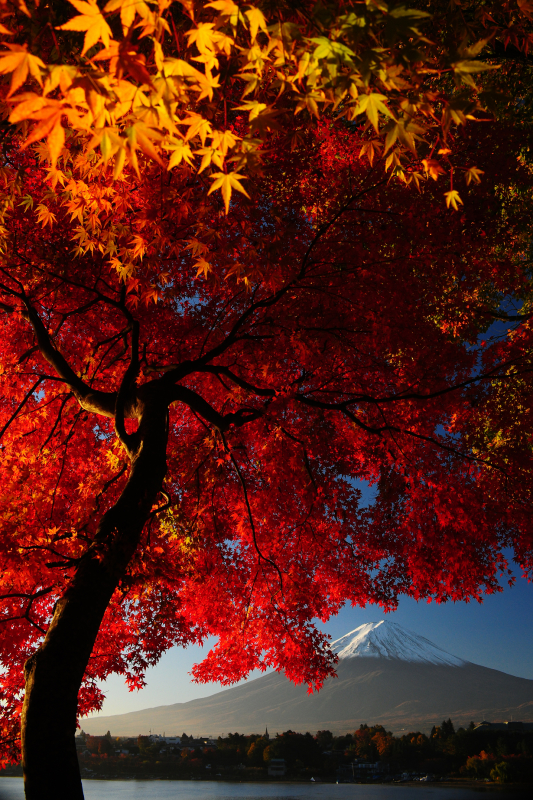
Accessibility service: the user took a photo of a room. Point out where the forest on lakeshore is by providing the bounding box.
[2,720,532,784]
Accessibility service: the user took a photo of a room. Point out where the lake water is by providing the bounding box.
[0,779,530,800]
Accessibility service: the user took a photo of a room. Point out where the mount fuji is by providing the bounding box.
[83,621,533,737]
[331,621,466,666]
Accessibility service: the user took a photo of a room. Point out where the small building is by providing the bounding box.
[185,737,216,748]
[268,758,286,777]
[337,760,387,782]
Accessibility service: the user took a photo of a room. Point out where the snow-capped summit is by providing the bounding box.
[331,620,467,667]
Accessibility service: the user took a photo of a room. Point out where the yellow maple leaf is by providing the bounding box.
[165,139,195,169]
[8,92,46,124]
[245,6,268,40]
[192,69,221,102]
[194,257,211,279]
[0,44,45,97]
[444,190,463,211]
[234,100,267,120]
[195,146,224,173]
[464,166,484,186]
[351,92,393,133]
[208,171,250,214]
[211,128,239,156]
[57,0,113,55]
[180,114,213,145]
[207,0,241,27]
[186,22,217,56]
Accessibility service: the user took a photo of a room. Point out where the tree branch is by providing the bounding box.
[226,441,284,592]
[170,385,263,431]
[19,298,117,417]
[0,377,43,442]
[40,393,73,452]
[160,181,388,386]
[199,365,275,397]
[0,587,54,601]
[114,321,141,455]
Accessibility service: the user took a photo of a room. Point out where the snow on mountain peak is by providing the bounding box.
[331,621,466,667]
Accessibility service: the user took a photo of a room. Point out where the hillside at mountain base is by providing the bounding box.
[83,622,533,737]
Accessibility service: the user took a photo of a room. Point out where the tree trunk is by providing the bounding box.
[21,402,169,800]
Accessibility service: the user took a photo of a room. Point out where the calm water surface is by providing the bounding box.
[0,779,529,800]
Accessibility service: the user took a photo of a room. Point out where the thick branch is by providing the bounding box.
[20,300,117,417]
[114,321,141,454]
[170,385,263,430]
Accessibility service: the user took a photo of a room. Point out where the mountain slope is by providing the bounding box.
[83,621,533,737]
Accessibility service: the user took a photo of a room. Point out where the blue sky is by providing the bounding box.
[92,565,533,718]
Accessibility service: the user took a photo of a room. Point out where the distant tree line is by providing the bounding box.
[1,721,532,783]
[71,722,533,783]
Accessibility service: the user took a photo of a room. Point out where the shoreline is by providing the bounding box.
[3,776,532,788]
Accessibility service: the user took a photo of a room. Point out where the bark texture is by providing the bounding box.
[21,400,169,800]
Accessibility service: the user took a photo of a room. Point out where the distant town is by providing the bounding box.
[3,719,533,784]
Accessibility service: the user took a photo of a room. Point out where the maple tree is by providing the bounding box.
[0,2,533,799]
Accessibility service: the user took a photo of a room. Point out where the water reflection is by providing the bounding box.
[0,779,529,800]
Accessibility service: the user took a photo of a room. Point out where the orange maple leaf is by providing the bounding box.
[0,44,44,97]
[57,0,113,56]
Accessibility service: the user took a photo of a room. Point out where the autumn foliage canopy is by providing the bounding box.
[0,0,532,789]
